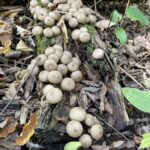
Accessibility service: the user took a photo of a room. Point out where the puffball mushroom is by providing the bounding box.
[69,107,86,121]
[79,32,91,43]
[92,48,104,59]
[61,78,75,91]
[41,0,49,5]
[69,18,79,28]
[43,28,54,37]
[88,15,97,24]
[43,84,54,95]
[27,64,39,75]
[71,70,83,82]
[89,124,103,140]
[39,70,49,82]
[84,114,99,127]
[80,27,88,32]
[37,54,47,66]
[71,29,80,40]
[46,87,63,104]
[72,57,81,66]
[57,64,68,75]
[37,8,48,21]
[77,13,87,24]
[49,12,60,20]
[52,26,61,36]
[45,47,55,56]
[30,0,38,7]
[62,4,70,12]
[44,59,57,71]
[32,26,43,36]
[53,44,63,52]
[66,120,83,138]
[48,70,63,84]
[48,54,59,63]
[64,14,72,21]
[67,61,79,72]
[79,134,92,148]
[44,16,55,26]
[60,51,72,65]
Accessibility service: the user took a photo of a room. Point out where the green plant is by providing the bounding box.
[122,87,150,149]
[64,142,81,150]
[111,7,150,45]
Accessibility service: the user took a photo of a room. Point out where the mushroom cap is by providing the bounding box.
[71,29,80,40]
[48,54,59,63]
[46,87,63,104]
[80,27,88,32]
[53,44,63,51]
[37,8,48,21]
[52,26,61,36]
[71,70,83,82]
[57,4,63,10]
[37,54,47,66]
[69,18,79,28]
[43,84,54,95]
[43,28,54,37]
[48,70,63,84]
[60,51,72,65]
[83,7,92,15]
[84,114,98,127]
[49,12,59,20]
[71,1,82,9]
[67,61,79,72]
[92,49,104,59]
[79,134,92,148]
[77,13,87,24]
[72,57,81,66]
[44,59,57,71]
[32,26,43,36]
[61,77,75,91]
[30,0,38,7]
[88,15,97,24]
[45,47,55,56]
[57,64,68,75]
[55,49,63,58]
[69,107,86,121]
[64,13,72,21]
[27,64,39,75]
[79,32,91,43]
[44,16,55,26]
[66,120,83,138]
[39,70,49,82]
[41,0,49,5]
[62,4,70,12]
[89,124,103,140]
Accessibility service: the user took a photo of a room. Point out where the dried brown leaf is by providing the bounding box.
[0,118,17,138]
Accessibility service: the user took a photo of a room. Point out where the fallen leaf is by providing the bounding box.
[15,113,38,146]
[16,25,31,37]
[0,67,6,81]
[92,145,112,150]
[96,20,116,31]
[111,140,124,148]
[0,118,17,138]
[0,21,12,54]
[16,40,33,52]
[57,17,68,44]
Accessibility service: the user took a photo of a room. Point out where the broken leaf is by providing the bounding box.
[16,40,33,52]
[0,118,17,138]
[64,142,81,150]
[15,113,38,146]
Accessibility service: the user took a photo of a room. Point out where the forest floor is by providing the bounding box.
[0,0,150,150]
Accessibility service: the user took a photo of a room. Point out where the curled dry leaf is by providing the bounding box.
[0,21,12,54]
[0,118,18,138]
[15,113,38,146]
[57,17,68,44]
[0,67,7,81]
[96,20,116,31]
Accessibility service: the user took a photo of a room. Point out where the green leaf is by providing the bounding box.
[64,142,81,150]
[125,7,149,27]
[115,28,127,45]
[111,10,123,23]
[140,133,150,149]
[122,88,150,113]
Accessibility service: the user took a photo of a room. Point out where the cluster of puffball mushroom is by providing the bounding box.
[66,107,103,148]
[27,44,83,104]
[29,0,98,39]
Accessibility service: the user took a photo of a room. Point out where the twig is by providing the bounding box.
[0,58,40,115]
[120,0,130,26]
[119,66,146,90]
[94,0,97,12]
[90,0,102,9]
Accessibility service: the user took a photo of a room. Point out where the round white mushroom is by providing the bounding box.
[79,134,92,148]
[61,78,75,91]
